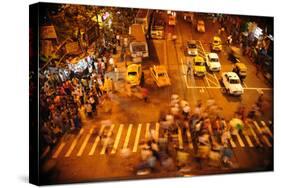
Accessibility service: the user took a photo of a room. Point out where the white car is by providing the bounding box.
[186,40,198,56]
[206,53,221,71]
[221,72,244,96]
[150,65,171,87]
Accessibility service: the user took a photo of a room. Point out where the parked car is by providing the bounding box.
[221,72,244,96]
[197,20,205,32]
[193,56,206,76]
[150,65,171,87]
[126,64,142,86]
[206,53,221,71]
[185,40,198,56]
[232,63,247,81]
[211,36,222,51]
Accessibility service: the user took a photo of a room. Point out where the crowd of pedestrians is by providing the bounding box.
[130,92,271,175]
[39,33,124,153]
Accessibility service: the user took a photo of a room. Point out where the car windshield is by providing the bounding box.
[210,58,218,62]
[158,72,165,77]
[195,61,204,66]
[188,43,196,48]
[132,45,146,52]
[214,40,220,44]
[128,72,137,76]
[229,79,240,84]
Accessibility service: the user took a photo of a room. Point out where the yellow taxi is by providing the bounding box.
[211,36,222,51]
[126,63,142,86]
[193,56,206,76]
[150,65,171,87]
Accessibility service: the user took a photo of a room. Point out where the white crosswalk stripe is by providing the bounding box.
[260,121,273,137]
[52,142,66,159]
[88,124,106,156]
[177,127,183,149]
[47,120,273,159]
[229,137,237,148]
[235,133,245,147]
[100,124,115,155]
[185,122,193,150]
[145,123,150,141]
[244,135,254,147]
[123,124,133,149]
[155,122,160,142]
[133,124,142,152]
[111,124,124,154]
[77,128,93,156]
[246,120,262,147]
[65,128,84,157]
[252,121,272,147]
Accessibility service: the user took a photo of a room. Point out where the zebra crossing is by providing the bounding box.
[49,120,273,159]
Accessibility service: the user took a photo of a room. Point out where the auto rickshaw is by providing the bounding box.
[232,63,247,81]
[227,46,241,63]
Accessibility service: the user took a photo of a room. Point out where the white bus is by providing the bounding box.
[129,24,149,59]
[135,9,151,32]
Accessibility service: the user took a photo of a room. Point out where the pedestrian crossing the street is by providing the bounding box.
[49,120,273,159]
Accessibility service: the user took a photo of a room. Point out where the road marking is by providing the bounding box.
[133,124,142,152]
[52,142,66,159]
[206,77,218,86]
[164,40,167,66]
[145,123,151,140]
[204,77,211,87]
[213,73,220,85]
[123,124,133,149]
[261,121,273,137]
[111,124,124,154]
[155,122,160,141]
[184,75,189,87]
[65,128,84,157]
[185,124,194,149]
[229,137,236,148]
[246,120,262,147]
[100,124,115,155]
[182,86,272,90]
[252,121,272,147]
[178,127,183,149]
[181,57,186,75]
[77,128,93,156]
[40,146,50,159]
[243,82,248,88]
[244,135,254,147]
[235,133,245,147]
[206,73,219,86]
[88,124,106,156]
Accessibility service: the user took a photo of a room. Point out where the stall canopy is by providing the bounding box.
[68,57,88,73]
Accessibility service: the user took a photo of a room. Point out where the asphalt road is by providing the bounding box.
[41,13,273,185]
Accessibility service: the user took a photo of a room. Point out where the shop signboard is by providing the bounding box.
[40,25,57,40]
